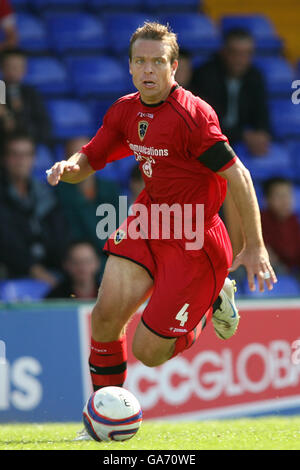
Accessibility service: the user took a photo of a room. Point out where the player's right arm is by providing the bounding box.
[47,152,94,186]
[47,98,132,187]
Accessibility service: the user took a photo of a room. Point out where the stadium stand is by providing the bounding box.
[2,0,300,299]
[46,13,108,54]
[15,12,49,52]
[24,56,70,96]
[221,15,282,54]
[65,56,133,98]
[159,13,221,53]
[254,57,295,97]
[46,99,95,139]
[102,13,155,55]
[0,278,51,301]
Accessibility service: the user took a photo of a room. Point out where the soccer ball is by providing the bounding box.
[83,386,142,442]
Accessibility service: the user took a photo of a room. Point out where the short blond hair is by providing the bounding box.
[129,21,179,64]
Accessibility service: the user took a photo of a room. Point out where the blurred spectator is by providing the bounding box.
[0,132,70,285]
[175,49,193,89]
[261,177,300,277]
[190,28,271,156]
[0,0,18,52]
[46,241,100,299]
[57,136,121,255]
[0,48,52,150]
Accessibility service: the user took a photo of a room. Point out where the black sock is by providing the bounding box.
[213,296,221,312]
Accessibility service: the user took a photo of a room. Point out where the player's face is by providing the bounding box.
[129,39,178,104]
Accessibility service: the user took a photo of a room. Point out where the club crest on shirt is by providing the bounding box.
[138,120,149,141]
[114,229,126,245]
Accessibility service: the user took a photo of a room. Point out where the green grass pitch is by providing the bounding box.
[0,417,300,450]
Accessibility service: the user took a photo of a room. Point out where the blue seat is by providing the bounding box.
[292,184,300,216]
[144,0,200,11]
[235,142,293,181]
[103,13,155,54]
[87,99,115,131]
[221,15,282,53]
[0,279,51,302]
[66,56,132,98]
[31,0,84,10]
[270,99,300,139]
[46,99,95,139]
[97,156,137,189]
[47,13,108,54]
[24,57,70,96]
[254,57,294,96]
[32,145,54,181]
[159,14,221,52]
[16,13,49,52]
[243,275,300,298]
[88,0,142,10]
[286,141,300,178]
[11,0,28,10]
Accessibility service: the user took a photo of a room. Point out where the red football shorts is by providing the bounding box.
[104,214,233,338]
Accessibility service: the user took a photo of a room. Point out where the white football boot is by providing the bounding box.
[212,278,240,340]
[73,428,92,441]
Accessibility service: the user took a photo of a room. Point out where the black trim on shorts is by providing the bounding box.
[141,317,177,339]
[103,250,154,280]
[198,141,237,172]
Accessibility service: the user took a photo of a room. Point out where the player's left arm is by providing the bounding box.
[218,157,277,292]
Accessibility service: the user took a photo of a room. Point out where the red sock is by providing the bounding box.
[171,307,212,358]
[89,336,127,391]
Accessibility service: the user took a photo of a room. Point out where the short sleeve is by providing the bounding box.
[188,102,237,172]
[81,103,132,171]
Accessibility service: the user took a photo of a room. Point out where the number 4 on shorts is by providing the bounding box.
[175,303,189,327]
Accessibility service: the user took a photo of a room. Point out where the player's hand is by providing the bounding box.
[229,245,277,292]
[46,160,80,186]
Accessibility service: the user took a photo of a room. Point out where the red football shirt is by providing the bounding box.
[82,84,236,226]
[0,0,14,26]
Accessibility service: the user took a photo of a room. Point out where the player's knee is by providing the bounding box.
[132,343,167,367]
[91,302,122,339]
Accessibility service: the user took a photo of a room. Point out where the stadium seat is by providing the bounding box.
[144,0,200,12]
[66,56,132,98]
[11,0,28,10]
[159,14,221,53]
[270,100,300,139]
[254,57,295,96]
[87,99,115,132]
[243,275,300,298]
[286,141,300,179]
[46,99,95,139]
[221,15,282,53]
[32,145,54,181]
[292,184,300,216]
[24,57,70,96]
[0,279,51,302]
[46,13,108,54]
[102,13,155,54]
[16,13,49,52]
[97,156,137,189]
[234,142,293,181]
[31,0,85,10]
[88,0,142,11]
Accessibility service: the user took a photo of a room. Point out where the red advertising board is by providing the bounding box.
[78,299,300,420]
